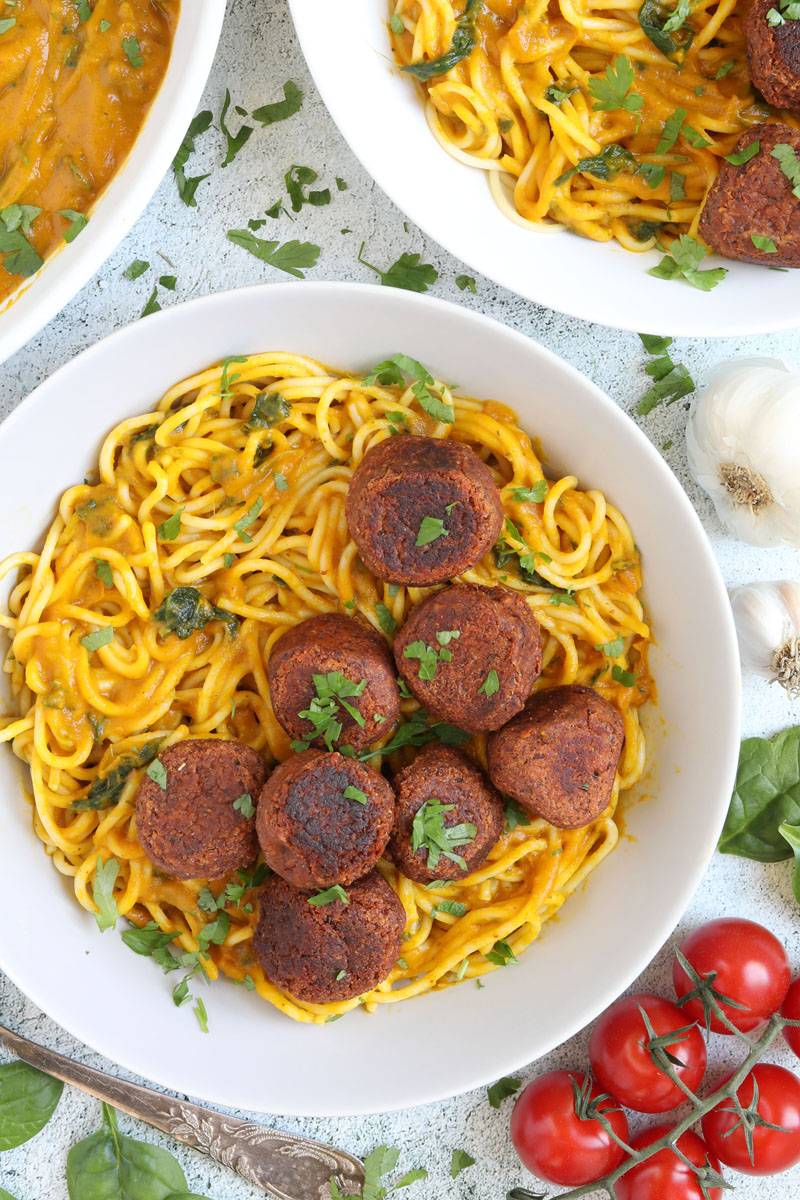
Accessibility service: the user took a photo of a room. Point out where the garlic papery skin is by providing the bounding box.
[730,581,800,699]
[686,357,800,547]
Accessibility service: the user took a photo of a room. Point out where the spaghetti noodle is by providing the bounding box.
[0,353,652,1024]
[388,0,795,252]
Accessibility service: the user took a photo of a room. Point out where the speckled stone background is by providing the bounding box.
[3,2,800,1197]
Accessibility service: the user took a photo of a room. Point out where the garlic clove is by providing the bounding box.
[730,580,800,699]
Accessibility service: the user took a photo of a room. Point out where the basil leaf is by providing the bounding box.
[67,1102,187,1199]
[719,728,800,861]
[779,822,800,904]
[0,1061,63,1150]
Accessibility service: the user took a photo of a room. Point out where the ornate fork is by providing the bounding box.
[0,1022,364,1200]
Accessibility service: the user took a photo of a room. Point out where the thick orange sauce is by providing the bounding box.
[0,0,178,306]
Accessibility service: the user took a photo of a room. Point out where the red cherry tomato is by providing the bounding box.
[589,993,707,1113]
[701,1063,800,1175]
[673,918,790,1034]
[509,1069,628,1186]
[782,976,800,1060]
[616,1125,723,1200]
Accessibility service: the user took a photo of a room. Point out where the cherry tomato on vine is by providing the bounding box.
[588,993,706,1113]
[616,1126,723,1200]
[701,1063,800,1175]
[509,1069,628,1185]
[673,918,790,1034]
[781,976,800,1060]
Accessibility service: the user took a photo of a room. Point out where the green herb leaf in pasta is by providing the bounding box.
[93,855,120,933]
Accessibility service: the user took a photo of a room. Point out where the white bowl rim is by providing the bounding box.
[0,281,742,1114]
[0,1,225,368]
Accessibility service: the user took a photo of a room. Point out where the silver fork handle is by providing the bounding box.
[0,1022,364,1200]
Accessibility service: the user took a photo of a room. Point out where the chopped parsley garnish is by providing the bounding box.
[285,164,331,210]
[403,634,457,681]
[245,392,291,430]
[656,108,686,154]
[309,885,349,906]
[403,0,483,80]
[545,81,579,105]
[233,792,255,818]
[411,799,476,870]
[362,353,455,423]
[716,59,736,78]
[771,143,800,197]
[479,669,499,697]
[612,664,636,686]
[152,586,239,640]
[768,0,800,24]
[725,140,760,165]
[638,0,694,62]
[639,333,672,354]
[124,258,150,280]
[637,333,695,414]
[251,80,302,126]
[649,234,727,291]
[76,0,92,20]
[375,603,397,635]
[358,708,470,760]
[292,671,366,751]
[504,796,532,831]
[81,626,113,652]
[639,163,666,191]
[226,229,321,278]
[194,997,209,1033]
[358,243,438,293]
[670,171,686,203]
[343,785,368,805]
[487,1076,521,1108]
[510,481,547,503]
[1,204,40,236]
[588,55,643,114]
[336,177,348,191]
[122,921,179,960]
[59,209,88,242]
[416,515,449,546]
[556,143,636,186]
[141,286,161,317]
[0,205,44,278]
[121,35,143,69]
[596,635,625,656]
[486,938,518,966]
[233,496,264,542]
[751,233,778,254]
[172,110,213,206]
[455,274,477,292]
[274,472,289,491]
[100,18,110,32]
[159,274,176,291]
[0,17,16,35]
[146,759,167,790]
[93,856,120,933]
[683,125,710,148]
[549,591,578,607]
[93,557,113,587]
[74,741,162,811]
[431,899,468,918]
[390,13,405,33]
[157,508,183,540]
[219,89,253,165]
[451,1150,476,1179]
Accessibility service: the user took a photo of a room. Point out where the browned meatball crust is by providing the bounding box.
[388,745,505,883]
[393,584,543,734]
[699,124,800,267]
[486,685,625,830]
[253,870,406,1003]
[745,0,800,112]
[267,613,400,752]
[345,435,503,586]
[135,738,267,880]
[256,750,395,888]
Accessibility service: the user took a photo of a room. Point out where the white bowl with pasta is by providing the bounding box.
[0,282,739,1114]
[0,2,224,368]
[288,0,800,337]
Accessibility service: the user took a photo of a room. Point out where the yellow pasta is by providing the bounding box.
[389,0,794,251]
[0,353,652,1024]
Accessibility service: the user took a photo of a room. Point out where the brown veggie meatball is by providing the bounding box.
[745,0,800,113]
[388,745,505,884]
[253,869,406,1003]
[267,613,400,752]
[135,738,267,880]
[698,124,800,268]
[393,584,543,734]
[345,435,503,585]
[486,685,625,830]
[256,749,395,888]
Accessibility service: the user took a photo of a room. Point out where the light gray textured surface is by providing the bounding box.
[3,1,800,1197]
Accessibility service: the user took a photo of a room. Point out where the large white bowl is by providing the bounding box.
[0,2,225,367]
[0,283,740,1115]
[288,0,800,338]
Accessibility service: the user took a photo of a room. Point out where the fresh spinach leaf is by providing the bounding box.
[638,0,694,61]
[0,1061,63,1151]
[780,822,800,904]
[66,1102,187,1199]
[74,741,163,812]
[152,587,239,640]
[403,0,483,80]
[719,728,800,860]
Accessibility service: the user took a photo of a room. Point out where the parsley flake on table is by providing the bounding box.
[455,274,477,292]
[123,258,149,280]
[725,140,760,165]
[649,234,727,291]
[58,209,88,243]
[157,508,183,540]
[357,242,438,293]
[479,669,499,697]
[450,1149,476,1179]
[252,80,302,126]
[93,856,120,933]
[80,626,114,652]
[637,333,695,414]
[416,515,449,546]
[751,233,778,253]
[308,885,349,906]
[362,353,455,422]
[146,758,167,790]
[411,799,476,869]
[227,229,321,278]
[285,164,331,210]
[487,1075,521,1108]
[141,286,161,317]
[588,55,643,113]
[292,671,367,752]
[121,35,143,69]
[219,88,253,166]
[343,785,368,805]
[172,110,213,206]
[233,792,255,818]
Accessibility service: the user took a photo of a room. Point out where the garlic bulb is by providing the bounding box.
[686,357,800,547]
[730,581,800,699]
